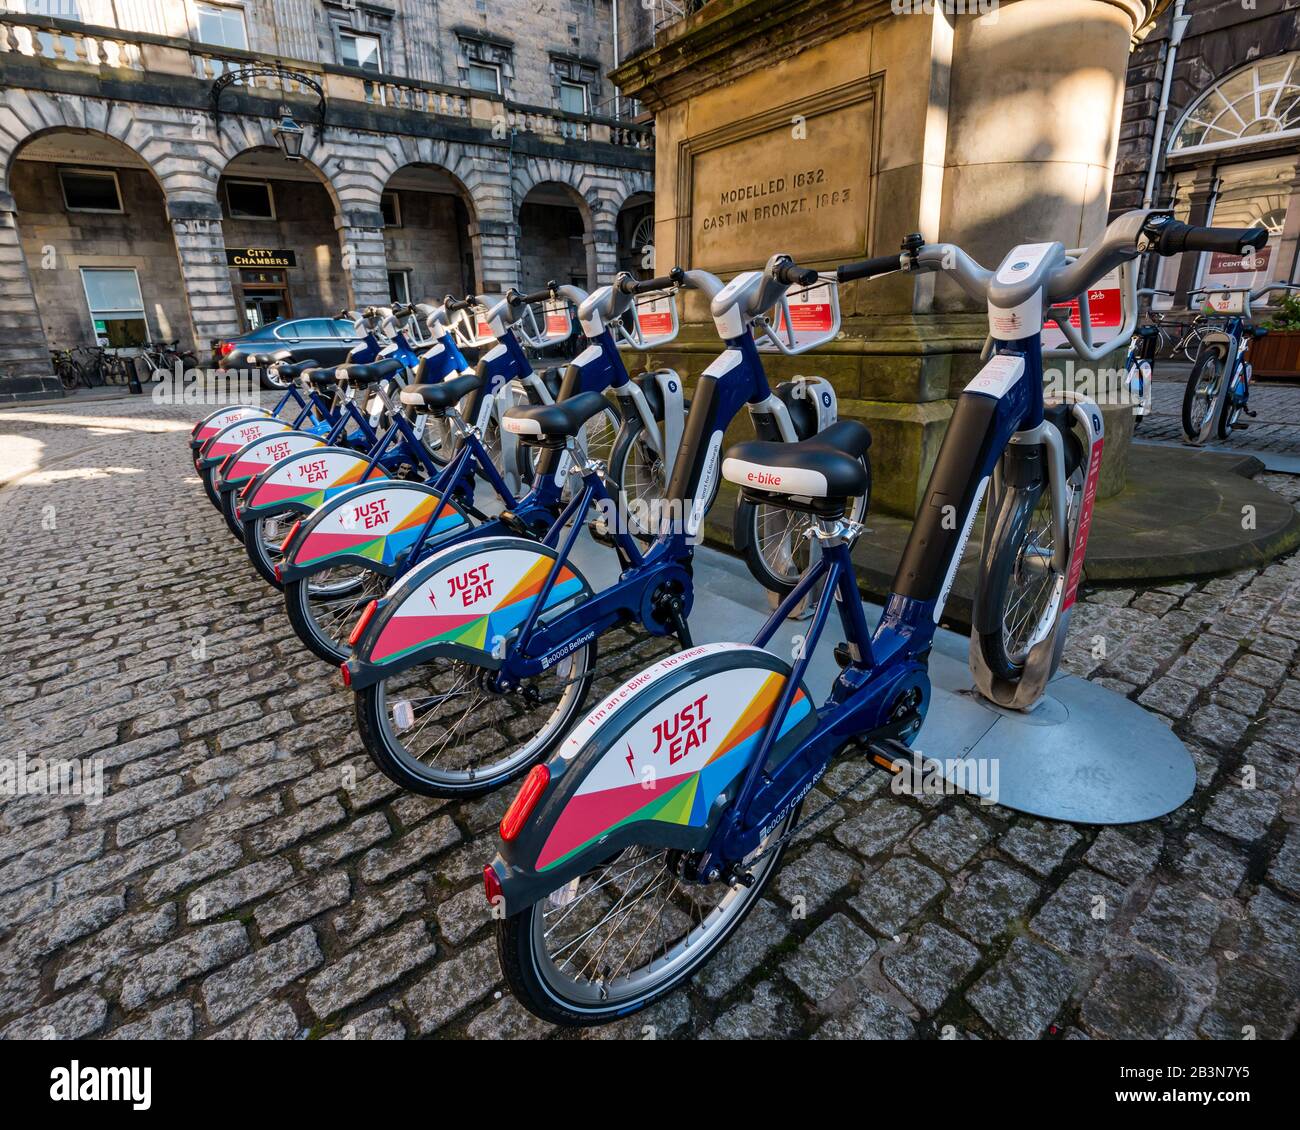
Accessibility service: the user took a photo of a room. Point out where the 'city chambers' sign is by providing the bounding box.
[226,248,297,268]
[681,77,880,272]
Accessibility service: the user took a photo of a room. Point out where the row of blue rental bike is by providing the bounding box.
[188,208,1267,1025]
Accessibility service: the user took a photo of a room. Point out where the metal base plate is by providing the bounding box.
[917,649,1196,824]
[565,537,1198,826]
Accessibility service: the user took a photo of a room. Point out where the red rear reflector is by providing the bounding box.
[340,663,352,687]
[500,764,550,842]
[273,563,282,583]
[239,478,255,499]
[284,519,302,547]
[348,599,379,647]
[483,865,503,907]
[220,342,235,356]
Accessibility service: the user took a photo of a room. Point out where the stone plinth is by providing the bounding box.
[614,0,1168,516]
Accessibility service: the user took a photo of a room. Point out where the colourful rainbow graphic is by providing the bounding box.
[370,551,583,665]
[244,456,382,513]
[535,671,811,872]
[295,494,464,571]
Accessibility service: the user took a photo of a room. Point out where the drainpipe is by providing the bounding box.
[1142,0,1191,208]
[612,0,620,119]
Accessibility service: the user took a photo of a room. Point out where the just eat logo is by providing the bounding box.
[297,458,328,483]
[352,498,390,530]
[650,694,710,765]
[264,440,292,462]
[446,563,493,607]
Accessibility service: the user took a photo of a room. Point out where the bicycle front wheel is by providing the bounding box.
[1182,348,1223,443]
[976,479,1063,682]
[497,804,798,1026]
[355,638,596,797]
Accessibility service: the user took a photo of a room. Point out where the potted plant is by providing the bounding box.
[1252,292,1300,378]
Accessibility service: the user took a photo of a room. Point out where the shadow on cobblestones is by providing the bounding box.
[0,400,1296,1040]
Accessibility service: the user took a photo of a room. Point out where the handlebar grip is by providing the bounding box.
[621,274,678,296]
[1156,222,1268,257]
[776,264,821,287]
[444,296,473,312]
[836,253,903,283]
[510,287,555,306]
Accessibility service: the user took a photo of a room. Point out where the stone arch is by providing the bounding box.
[379,156,480,302]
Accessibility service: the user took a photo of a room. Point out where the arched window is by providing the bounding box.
[1172,54,1300,155]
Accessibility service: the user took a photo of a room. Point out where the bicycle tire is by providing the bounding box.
[1181,347,1224,443]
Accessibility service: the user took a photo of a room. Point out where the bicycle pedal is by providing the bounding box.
[833,642,855,668]
[1245,409,1257,418]
[865,738,916,775]
[1231,421,1249,430]
[586,519,617,548]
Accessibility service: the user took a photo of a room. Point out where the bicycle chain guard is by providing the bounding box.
[968,395,1104,711]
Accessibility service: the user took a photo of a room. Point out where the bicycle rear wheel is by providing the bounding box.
[497,804,798,1026]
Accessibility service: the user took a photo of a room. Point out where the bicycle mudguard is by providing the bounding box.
[485,643,818,914]
[240,447,388,518]
[277,481,468,582]
[198,417,296,469]
[344,536,593,689]
[215,431,325,495]
[190,404,271,450]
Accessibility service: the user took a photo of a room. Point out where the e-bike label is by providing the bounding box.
[222,432,324,487]
[293,487,465,570]
[369,547,584,666]
[535,664,813,872]
[243,450,387,513]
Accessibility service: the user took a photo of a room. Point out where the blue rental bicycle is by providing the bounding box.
[271,283,626,661]
[1181,281,1300,445]
[230,300,494,587]
[480,209,1267,1025]
[341,261,868,797]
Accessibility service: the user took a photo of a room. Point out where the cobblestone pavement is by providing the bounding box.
[1,398,1297,1040]
[1139,371,1300,456]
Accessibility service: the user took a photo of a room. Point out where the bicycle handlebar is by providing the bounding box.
[1151,220,1268,257]
[508,285,557,306]
[615,270,682,296]
[837,253,905,283]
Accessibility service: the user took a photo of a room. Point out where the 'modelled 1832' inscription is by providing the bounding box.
[689,99,873,270]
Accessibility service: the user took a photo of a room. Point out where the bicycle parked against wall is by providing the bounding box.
[481,209,1266,1025]
[1181,280,1297,445]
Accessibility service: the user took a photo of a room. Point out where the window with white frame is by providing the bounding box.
[80,267,148,347]
[195,2,249,50]
[559,80,588,115]
[225,179,275,220]
[467,61,501,93]
[340,31,382,72]
[59,168,123,213]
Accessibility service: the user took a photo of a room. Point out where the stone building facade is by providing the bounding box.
[1112,0,1300,305]
[0,0,654,400]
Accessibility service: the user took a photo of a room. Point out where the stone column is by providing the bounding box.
[1174,166,1220,303]
[584,209,620,287]
[336,206,392,310]
[167,199,241,354]
[470,217,520,294]
[0,192,58,401]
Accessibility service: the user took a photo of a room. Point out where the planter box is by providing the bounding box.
[1252,329,1300,378]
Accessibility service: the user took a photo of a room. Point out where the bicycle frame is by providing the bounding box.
[704,336,1041,863]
